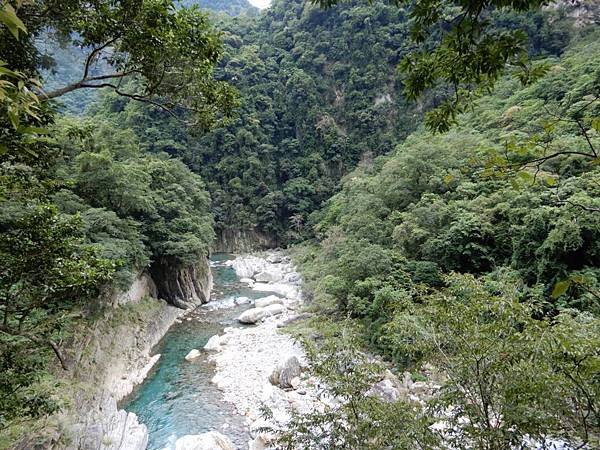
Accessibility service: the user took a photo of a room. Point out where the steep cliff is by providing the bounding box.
[213,229,279,253]
[17,257,213,450]
[150,257,213,309]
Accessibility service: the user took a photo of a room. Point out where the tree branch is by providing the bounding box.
[40,71,136,100]
[0,324,69,371]
[83,37,118,80]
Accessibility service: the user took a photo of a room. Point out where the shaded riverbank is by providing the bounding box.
[123,254,270,449]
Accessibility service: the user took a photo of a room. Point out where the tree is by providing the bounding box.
[388,273,600,449]
[267,324,437,450]
[315,0,557,132]
[0,203,114,424]
[0,0,239,128]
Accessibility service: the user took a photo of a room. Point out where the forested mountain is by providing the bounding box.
[288,26,600,449]
[1,0,599,448]
[95,0,580,245]
[180,0,257,16]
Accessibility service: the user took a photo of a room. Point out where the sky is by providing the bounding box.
[248,0,271,9]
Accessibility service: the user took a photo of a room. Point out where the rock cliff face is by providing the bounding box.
[151,257,213,309]
[213,228,278,253]
[49,256,213,450]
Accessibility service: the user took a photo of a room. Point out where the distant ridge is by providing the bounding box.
[179,0,259,15]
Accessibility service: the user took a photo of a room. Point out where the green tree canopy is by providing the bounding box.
[314,0,582,132]
[0,0,238,128]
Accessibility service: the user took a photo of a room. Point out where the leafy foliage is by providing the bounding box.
[268,323,437,449]
[0,0,219,432]
[1,0,238,128]
[294,30,600,449]
[316,0,587,132]
[92,0,581,245]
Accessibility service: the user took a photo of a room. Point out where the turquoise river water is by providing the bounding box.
[123,254,268,450]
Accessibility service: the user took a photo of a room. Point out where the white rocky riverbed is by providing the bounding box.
[187,252,324,450]
[170,252,584,450]
[173,251,441,450]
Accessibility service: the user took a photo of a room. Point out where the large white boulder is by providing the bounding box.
[266,253,283,264]
[234,296,252,305]
[253,282,300,300]
[263,303,285,316]
[203,335,222,351]
[238,304,285,324]
[185,349,201,361]
[255,295,283,308]
[238,307,267,324]
[254,270,282,283]
[232,256,267,278]
[174,431,235,450]
[269,356,302,389]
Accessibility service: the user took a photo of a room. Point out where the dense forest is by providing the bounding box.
[93,0,584,244]
[1,0,599,448]
[291,29,600,449]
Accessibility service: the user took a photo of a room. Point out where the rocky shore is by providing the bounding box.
[179,251,445,450]
[59,257,214,450]
[187,252,321,450]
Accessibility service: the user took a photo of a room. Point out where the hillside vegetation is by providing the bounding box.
[290,30,600,449]
[0,0,599,448]
[98,0,578,244]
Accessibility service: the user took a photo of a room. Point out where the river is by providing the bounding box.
[122,254,270,450]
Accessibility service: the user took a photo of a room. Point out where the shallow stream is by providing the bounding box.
[123,254,268,450]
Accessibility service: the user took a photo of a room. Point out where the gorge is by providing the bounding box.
[1,0,599,449]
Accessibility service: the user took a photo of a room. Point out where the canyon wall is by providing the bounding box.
[18,257,213,450]
[212,228,278,253]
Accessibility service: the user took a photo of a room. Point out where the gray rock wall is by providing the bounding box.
[212,228,278,253]
[150,257,213,309]
[37,256,213,450]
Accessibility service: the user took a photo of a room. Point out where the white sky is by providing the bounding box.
[248,0,271,9]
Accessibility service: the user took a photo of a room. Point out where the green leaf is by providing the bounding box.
[0,3,27,40]
[517,171,533,183]
[551,280,571,299]
[7,107,19,129]
[18,126,50,135]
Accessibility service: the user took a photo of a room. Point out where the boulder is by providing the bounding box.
[402,371,413,389]
[254,270,282,283]
[238,307,266,324]
[277,312,313,328]
[283,272,301,284]
[203,335,221,351]
[255,295,283,308]
[239,277,255,285]
[232,256,267,278]
[290,376,301,390]
[263,303,285,316]
[248,436,268,450]
[266,254,283,264]
[253,282,300,300]
[185,349,201,361]
[368,379,402,403]
[269,356,302,388]
[234,296,252,305]
[174,432,234,450]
